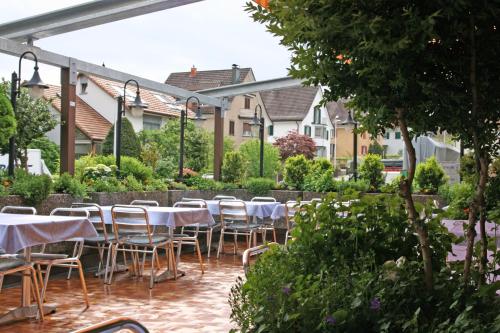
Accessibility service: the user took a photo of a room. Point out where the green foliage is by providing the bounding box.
[155,157,177,179]
[119,156,153,182]
[122,175,143,192]
[53,173,87,198]
[358,154,385,191]
[459,154,476,184]
[143,178,168,192]
[368,141,384,156]
[10,170,52,205]
[183,176,223,191]
[89,177,126,193]
[439,182,475,220]
[28,137,59,174]
[185,127,208,172]
[304,158,335,192]
[102,117,141,159]
[335,179,370,195]
[13,89,57,169]
[283,155,310,190]
[230,195,484,332]
[0,88,16,147]
[222,151,246,184]
[245,177,276,196]
[381,176,402,194]
[239,139,281,179]
[140,142,160,170]
[415,157,447,194]
[205,131,234,173]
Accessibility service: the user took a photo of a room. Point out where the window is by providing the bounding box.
[244,97,251,109]
[80,82,88,94]
[326,129,329,140]
[268,125,274,136]
[304,125,311,137]
[385,132,390,139]
[229,121,235,136]
[314,126,323,138]
[143,115,161,130]
[361,145,368,155]
[313,106,321,124]
[331,128,335,138]
[395,131,401,140]
[243,122,252,137]
[316,146,326,157]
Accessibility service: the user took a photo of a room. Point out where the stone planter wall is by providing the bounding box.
[0,193,80,215]
[85,191,168,206]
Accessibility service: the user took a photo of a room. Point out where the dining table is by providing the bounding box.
[204,200,280,219]
[0,213,97,324]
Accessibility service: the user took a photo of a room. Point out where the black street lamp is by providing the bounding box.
[341,110,359,180]
[8,51,49,176]
[178,96,205,181]
[251,104,265,177]
[115,79,147,174]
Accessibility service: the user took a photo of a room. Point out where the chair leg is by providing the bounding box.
[207,230,212,258]
[176,240,183,264]
[108,244,118,285]
[104,243,113,283]
[217,230,224,258]
[169,242,177,280]
[40,264,52,304]
[149,250,156,289]
[67,242,79,279]
[0,274,3,292]
[195,240,204,274]
[233,233,238,255]
[28,267,44,321]
[76,260,89,308]
[273,228,277,243]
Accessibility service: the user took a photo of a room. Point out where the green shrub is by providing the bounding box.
[53,173,87,198]
[102,117,141,159]
[10,171,53,205]
[358,153,385,191]
[222,151,246,184]
[144,178,168,192]
[229,195,478,332]
[283,155,310,190]
[122,175,143,192]
[459,154,476,184]
[246,177,276,195]
[156,157,177,179]
[89,178,126,193]
[0,89,16,147]
[336,179,369,194]
[120,156,153,182]
[381,175,401,194]
[184,176,223,191]
[440,182,475,219]
[304,158,335,192]
[415,156,447,194]
[75,155,115,180]
[82,164,115,183]
[28,137,59,174]
[168,181,188,190]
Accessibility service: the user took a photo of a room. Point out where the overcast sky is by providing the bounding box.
[0,0,292,86]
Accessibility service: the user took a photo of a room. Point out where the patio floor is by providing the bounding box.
[0,253,244,332]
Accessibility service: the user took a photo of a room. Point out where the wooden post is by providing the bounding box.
[60,67,76,175]
[214,106,224,181]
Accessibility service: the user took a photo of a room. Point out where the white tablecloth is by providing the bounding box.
[100,206,215,227]
[271,204,288,220]
[205,200,280,218]
[0,213,98,254]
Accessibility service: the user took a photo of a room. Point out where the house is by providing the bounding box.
[260,86,334,160]
[43,85,112,158]
[166,65,271,148]
[383,127,404,157]
[77,75,192,134]
[326,99,383,167]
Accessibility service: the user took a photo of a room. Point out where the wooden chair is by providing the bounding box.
[108,205,176,289]
[172,201,205,273]
[0,259,44,321]
[217,200,259,258]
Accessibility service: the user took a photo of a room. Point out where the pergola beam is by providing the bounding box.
[0,0,205,42]
[196,76,304,97]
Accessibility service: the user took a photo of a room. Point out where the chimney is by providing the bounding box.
[189,65,197,78]
[231,64,240,84]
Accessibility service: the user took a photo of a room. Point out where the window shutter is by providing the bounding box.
[268,125,274,136]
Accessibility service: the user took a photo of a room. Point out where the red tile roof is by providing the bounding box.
[166,67,252,91]
[88,76,194,118]
[43,85,111,141]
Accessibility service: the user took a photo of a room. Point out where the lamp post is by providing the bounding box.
[8,51,49,176]
[251,104,265,177]
[115,79,147,174]
[341,110,358,180]
[178,96,205,181]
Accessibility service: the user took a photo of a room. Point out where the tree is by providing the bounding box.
[283,154,310,190]
[222,151,246,184]
[358,154,385,191]
[239,139,281,179]
[14,89,57,170]
[274,130,316,160]
[368,141,384,157]
[0,87,16,148]
[103,117,141,159]
[28,137,59,174]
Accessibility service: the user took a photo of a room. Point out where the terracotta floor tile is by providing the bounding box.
[0,253,244,332]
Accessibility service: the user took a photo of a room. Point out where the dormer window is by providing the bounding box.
[80,75,89,94]
[313,106,321,124]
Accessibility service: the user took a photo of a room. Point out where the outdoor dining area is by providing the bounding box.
[0,194,311,331]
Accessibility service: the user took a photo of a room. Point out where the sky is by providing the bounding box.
[0,0,292,86]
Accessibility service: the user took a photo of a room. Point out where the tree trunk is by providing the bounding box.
[19,148,29,172]
[397,108,433,290]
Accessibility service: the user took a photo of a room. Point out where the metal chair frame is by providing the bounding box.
[242,243,277,276]
[108,205,176,289]
[284,201,310,245]
[181,198,219,257]
[250,197,278,243]
[172,201,205,273]
[212,195,237,201]
[0,260,44,321]
[0,206,37,259]
[72,316,149,333]
[130,200,159,207]
[217,200,258,258]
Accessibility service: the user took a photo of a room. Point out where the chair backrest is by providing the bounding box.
[130,200,159,207]
[310,198,322,203]
[73,317,150,333]
[180,198,208,208]
[219,200,248,226]
[111,205,152,244]
[50,207,90,219]
[71,203,108,241]
[212,195,237,201]
[173,201,206,209]
[250,197,276,202]
[0,206,37,215]
[284,201,310,230]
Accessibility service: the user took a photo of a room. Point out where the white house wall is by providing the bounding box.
[45,105,61,145]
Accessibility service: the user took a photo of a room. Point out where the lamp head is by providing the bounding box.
[193,106,206,127]
[341,110,357,126]
[21,65,49,99]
